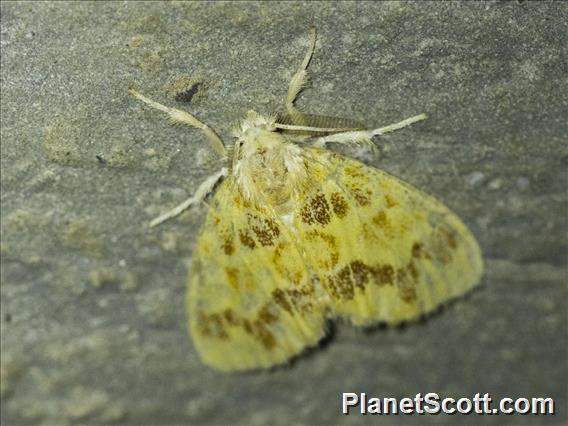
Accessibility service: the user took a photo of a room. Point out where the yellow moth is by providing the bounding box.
[129,28,483,372]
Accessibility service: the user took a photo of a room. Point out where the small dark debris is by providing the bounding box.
[175,83,201,103]
[96,154,106,164]
[5,313,12,323]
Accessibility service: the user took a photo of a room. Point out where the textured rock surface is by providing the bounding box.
[1,2,566,424]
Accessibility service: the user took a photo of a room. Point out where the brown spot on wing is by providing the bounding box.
[322,253,425,304]
[242,318,253,334]
[271,242,305,283]
[342,163,373,206]
[286,284,316,312]
[272,288,292,313]
[350,260,372,289]
[407,262,419,280]
[300,192,331,225]
[225,267,239,290]
[412,242,422,258]
[350,187,372,206]
[223,308,239,326]
[440,226,458,249]
[258,304,278,324]
[197,312,228,339]
[238,229,256,249]
[330,192,349,218]
[371,210,399,239]
[273,284,317,314]
[397,264,418,303]
[248,214,280,246]
[252,321,276,349]
[384,194,398,208]
[411,242,432,260]
[198,301,280,350]
[326,265,355,300]
[372,210,388,227]
[371,265,395,285]
[214,310,277,346]
[222,235,234,255]
[431,226,456,264]
[344,165,366,179]
[305,231,339,269]
[326,260,400,300]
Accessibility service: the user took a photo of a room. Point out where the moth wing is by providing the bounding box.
[188,179,327,371]
[294,148,483,326]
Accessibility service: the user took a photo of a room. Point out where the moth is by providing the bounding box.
[129,28,483,371]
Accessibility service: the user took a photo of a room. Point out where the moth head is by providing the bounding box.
[232,111,284,160]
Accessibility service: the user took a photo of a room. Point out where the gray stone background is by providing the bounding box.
[1,1,566,425]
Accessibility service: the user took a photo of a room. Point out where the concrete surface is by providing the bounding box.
[1,1,566,425]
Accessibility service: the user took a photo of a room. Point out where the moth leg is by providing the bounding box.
[312,113,428,148]
[149,167,228,227]
[129,88,227,158]
[286,27,317,116]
